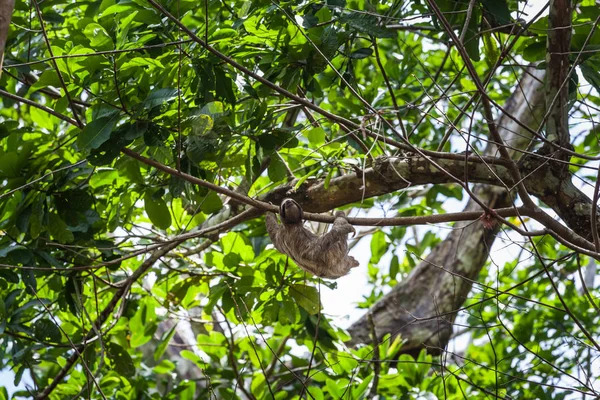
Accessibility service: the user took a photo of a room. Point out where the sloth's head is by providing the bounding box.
[280,198,303,224]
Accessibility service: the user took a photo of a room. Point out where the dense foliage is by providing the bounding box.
[0,0,599,398]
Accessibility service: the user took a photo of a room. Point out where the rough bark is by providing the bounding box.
[520,151,597,240]
[263,155,512,214]
[0,0,14,78]
[545,0,572,147]
[347,68,546,352]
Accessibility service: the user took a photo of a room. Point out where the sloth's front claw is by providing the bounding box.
[349,225,356,238]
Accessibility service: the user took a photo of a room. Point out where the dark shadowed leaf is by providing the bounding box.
[143,88,178,109]
[34,319,62,342]
[77,115,119,150]
[339,13,395,38]
[350,48,373,59]
[108,343,135,377]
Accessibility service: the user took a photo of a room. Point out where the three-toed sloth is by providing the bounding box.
[265,198,359,279]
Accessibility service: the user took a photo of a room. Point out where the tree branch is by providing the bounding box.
[545,0,573,147]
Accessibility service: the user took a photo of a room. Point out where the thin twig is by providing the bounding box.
[299,280,321,399]
[0,88,78,126]
[220,307,257,400]
[577,256,600,314]
[459,0,477,43]
[31,0,83,128]
[5,40,193,68]
[591,156,600,251]
[367,313,381,399]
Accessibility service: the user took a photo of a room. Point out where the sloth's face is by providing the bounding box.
[280,199,303,224]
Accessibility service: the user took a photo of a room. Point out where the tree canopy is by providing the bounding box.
[0,0,599,398]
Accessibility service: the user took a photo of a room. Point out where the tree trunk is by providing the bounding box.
[0,0,14,77]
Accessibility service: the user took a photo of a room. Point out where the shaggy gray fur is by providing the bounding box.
[266,199,359,279]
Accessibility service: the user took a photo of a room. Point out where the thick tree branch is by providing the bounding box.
[545,0,573,147]
[123,148,517,225]
[123,145,600,257]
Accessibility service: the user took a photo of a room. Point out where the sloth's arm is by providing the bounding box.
[319,211,355,249]
[265,212,283,250]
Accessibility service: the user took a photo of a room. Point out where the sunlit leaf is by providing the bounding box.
[144,191,171,230]
[289,284,320,315]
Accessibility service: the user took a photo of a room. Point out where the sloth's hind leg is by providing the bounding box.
[319,212,355,250]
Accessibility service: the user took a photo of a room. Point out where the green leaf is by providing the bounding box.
[200,101,225,117]
[0,299,5,334]
[34,319,62,342]
[0,153,20,178]
[130,299,158,348]
[463,4,481,61]
[48,213,74,244]
[306,127,326,145]
[268,156,288,182]
[186,114,214,136]
[278,301,297,324]
[389,254,399,279]
[370,230,389,264]
[221,232,255,262]
[121,57,165,71]
[83,23,114,50]
[154,325,177,361]
[581,63,600,94]
[143,88,178,109]
[187,136,218,163]
[522,40,546,62]
[294,166,321,190]
[77,115,119,150]
[144,192,171,230]
[350,47,373,59]
[352,374,373,397]
[107,343,135,377]
[307,386,324,400]
[214,68,236,105]
[153,359,175,374]
[251,374,266,398]
[200,191,223,214]
[21,268,36,293]
[339,13,395,38]
[0,269,19,284]
[482,32,499,68]
[324,168,333,189]
[100,3,136,16]
[325,378,343,397]
[479,0,511,25]
[289,284,320,315]
[29,70,62,93]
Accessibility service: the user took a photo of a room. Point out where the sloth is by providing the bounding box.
[265,198,360,279]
